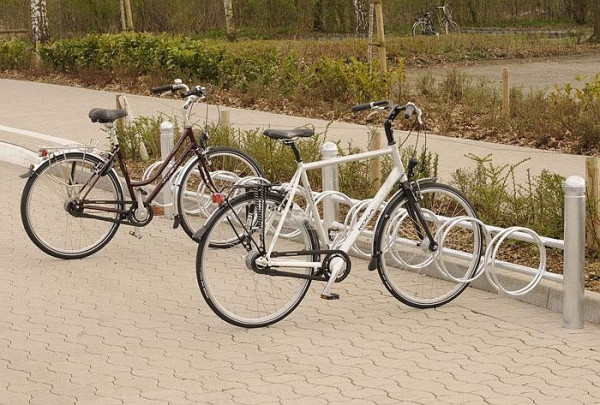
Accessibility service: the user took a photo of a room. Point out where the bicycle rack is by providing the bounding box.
[276,186,549,297]
[143,160,549,297]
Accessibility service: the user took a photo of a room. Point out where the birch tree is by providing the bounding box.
[354,0,369,36]
[30,0,49,45]
[223,0,236,41]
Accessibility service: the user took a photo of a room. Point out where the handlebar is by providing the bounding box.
[352,100,424,145]
[351,100,423,125]
[151,80,208,99]
[351,100,390,112]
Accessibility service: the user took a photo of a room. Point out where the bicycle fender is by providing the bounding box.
[172,155,200,215]
[368,177,438,270]
[27,150,124,194]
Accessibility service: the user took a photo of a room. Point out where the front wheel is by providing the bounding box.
[20,152,123,259]
[177,146,264,239]
[445,20,460,34]
[374,182,483,308]
[196,191,318,328]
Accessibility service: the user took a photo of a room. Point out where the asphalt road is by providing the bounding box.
[406,52,600,91]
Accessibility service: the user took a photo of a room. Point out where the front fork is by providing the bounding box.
[402,181,438,252]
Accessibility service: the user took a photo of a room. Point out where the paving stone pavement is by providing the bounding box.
[2,159,600,404]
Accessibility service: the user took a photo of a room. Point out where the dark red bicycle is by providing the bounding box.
[20,80,263,259]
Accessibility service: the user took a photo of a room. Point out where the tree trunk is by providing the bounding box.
[574,0,588,25]
[468,0,479,25]
[591,0,600,43]
[120,0,134,32]
[223,0,236,41]
[354,0,368,37]
[313,0,324,32]
[30,0,49,46]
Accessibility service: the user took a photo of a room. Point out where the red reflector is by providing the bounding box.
[40,149,48,157]
[211,193,224,205]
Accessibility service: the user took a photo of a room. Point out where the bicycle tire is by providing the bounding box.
[374,182,483,308]
[196,191,318,328]
[411,21,428,36]
[447,20,460,34]
[177,146,264,240]
[20,151,123,259]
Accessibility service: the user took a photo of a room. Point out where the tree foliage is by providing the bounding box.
[1,0,596,39]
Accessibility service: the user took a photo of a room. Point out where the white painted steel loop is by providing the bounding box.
[484,226,547,297]
[384,208,439,270]
[434,216,490,283]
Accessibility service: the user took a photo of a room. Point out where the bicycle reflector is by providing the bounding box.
[38,148,48,158]
[211,193,224,205]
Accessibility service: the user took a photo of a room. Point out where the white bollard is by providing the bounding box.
[321,141,339,231]
[563,175,586,329]
[160,121,174,219]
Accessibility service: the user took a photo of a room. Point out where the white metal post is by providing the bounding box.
[321,141,339,231]
[160,121,174,219]
[563,175,586,329]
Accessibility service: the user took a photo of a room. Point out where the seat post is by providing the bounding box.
[284,140,302,162]
[104,122,119,147]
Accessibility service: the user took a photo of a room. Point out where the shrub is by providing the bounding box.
[452,153,564,239]
[37,33,402,109]
[0,40,32,70]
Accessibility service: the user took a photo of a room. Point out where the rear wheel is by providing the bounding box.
[197,191,318,328]
[20,152,123,259]
[177,146,263,239]
[375,183,482,308]
[411,21,428,36]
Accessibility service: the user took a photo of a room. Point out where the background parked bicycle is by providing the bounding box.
[20,80,263,259]
[412,2,460,36]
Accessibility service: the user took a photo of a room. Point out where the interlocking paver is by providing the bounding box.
[2,101,600,405]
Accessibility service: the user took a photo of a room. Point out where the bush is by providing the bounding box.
[37,33,402,108]
[0,40,32,70]
[452,154,564,239]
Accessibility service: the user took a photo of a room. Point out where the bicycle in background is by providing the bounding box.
[412,2,460,36]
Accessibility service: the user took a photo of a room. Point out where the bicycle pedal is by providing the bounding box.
[320,293,340,300]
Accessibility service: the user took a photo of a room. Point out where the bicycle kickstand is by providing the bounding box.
[129,228,143,239]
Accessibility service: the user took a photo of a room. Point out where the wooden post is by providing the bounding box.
[368,128,382,190]
[374,0,387,74]
[502,67,510,116]
[220,110,230,128]
[116,95,148,161]
[367,1,374,72]
[586,157,600,252]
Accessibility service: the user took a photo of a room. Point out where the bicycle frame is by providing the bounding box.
[259,142,409,297]
[76,124,212,223]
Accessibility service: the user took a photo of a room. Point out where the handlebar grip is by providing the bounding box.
[351,100,389,112]
[151,84,174,94]
[181,86,207,99]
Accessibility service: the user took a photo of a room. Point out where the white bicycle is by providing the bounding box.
[194,101,484,327]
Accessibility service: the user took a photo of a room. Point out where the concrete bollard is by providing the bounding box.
[321,141,339,231]
[563,175,586,329]
[160,121,174,219]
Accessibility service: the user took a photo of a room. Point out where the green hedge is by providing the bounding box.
[37,33,401,105]
[0,40,33,70]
